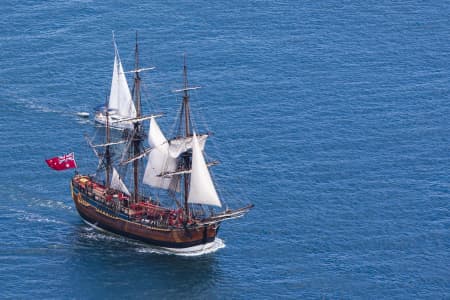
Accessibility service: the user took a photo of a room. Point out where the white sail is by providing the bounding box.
[168,135,208,158]
[143,120,208,190]
[108,44,136,119]
[188,133,221,207]
[111,167,130,195]
[143,118,177,189]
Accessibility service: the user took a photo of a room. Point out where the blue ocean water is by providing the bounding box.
[0,0,449,298]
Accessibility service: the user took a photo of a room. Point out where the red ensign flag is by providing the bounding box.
[45,152,77,171]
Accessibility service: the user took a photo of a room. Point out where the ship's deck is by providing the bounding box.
[72,175,187,228]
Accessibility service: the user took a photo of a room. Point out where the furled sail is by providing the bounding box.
[143,119,208,190]
[188,133,221,207]
[111,167,130,195]
[108,44,136,119]
[143,118,177,189]
[168,135,208,158]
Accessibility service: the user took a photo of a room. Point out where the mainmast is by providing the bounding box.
[105,108,111,188]
[132,32,142,203]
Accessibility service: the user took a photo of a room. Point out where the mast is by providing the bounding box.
[105,108,111,188]
[182,55,191,219]
[183,56,191,137]
[132,31,142,203]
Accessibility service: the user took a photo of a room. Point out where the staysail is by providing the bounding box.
[108,41,136,119]
[111,167,131,195]
[188,133,221,207]
[143,118,176,189]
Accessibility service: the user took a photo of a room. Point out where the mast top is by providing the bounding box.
[173,56,200,92]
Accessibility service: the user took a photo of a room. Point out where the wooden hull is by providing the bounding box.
[71,186,219,249]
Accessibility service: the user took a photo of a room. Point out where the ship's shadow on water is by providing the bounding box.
[66,223,222,298]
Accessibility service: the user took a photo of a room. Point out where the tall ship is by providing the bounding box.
[71,34,253,250]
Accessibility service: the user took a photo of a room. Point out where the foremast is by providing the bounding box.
[180,55,193,220]
[146,56,222,219]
